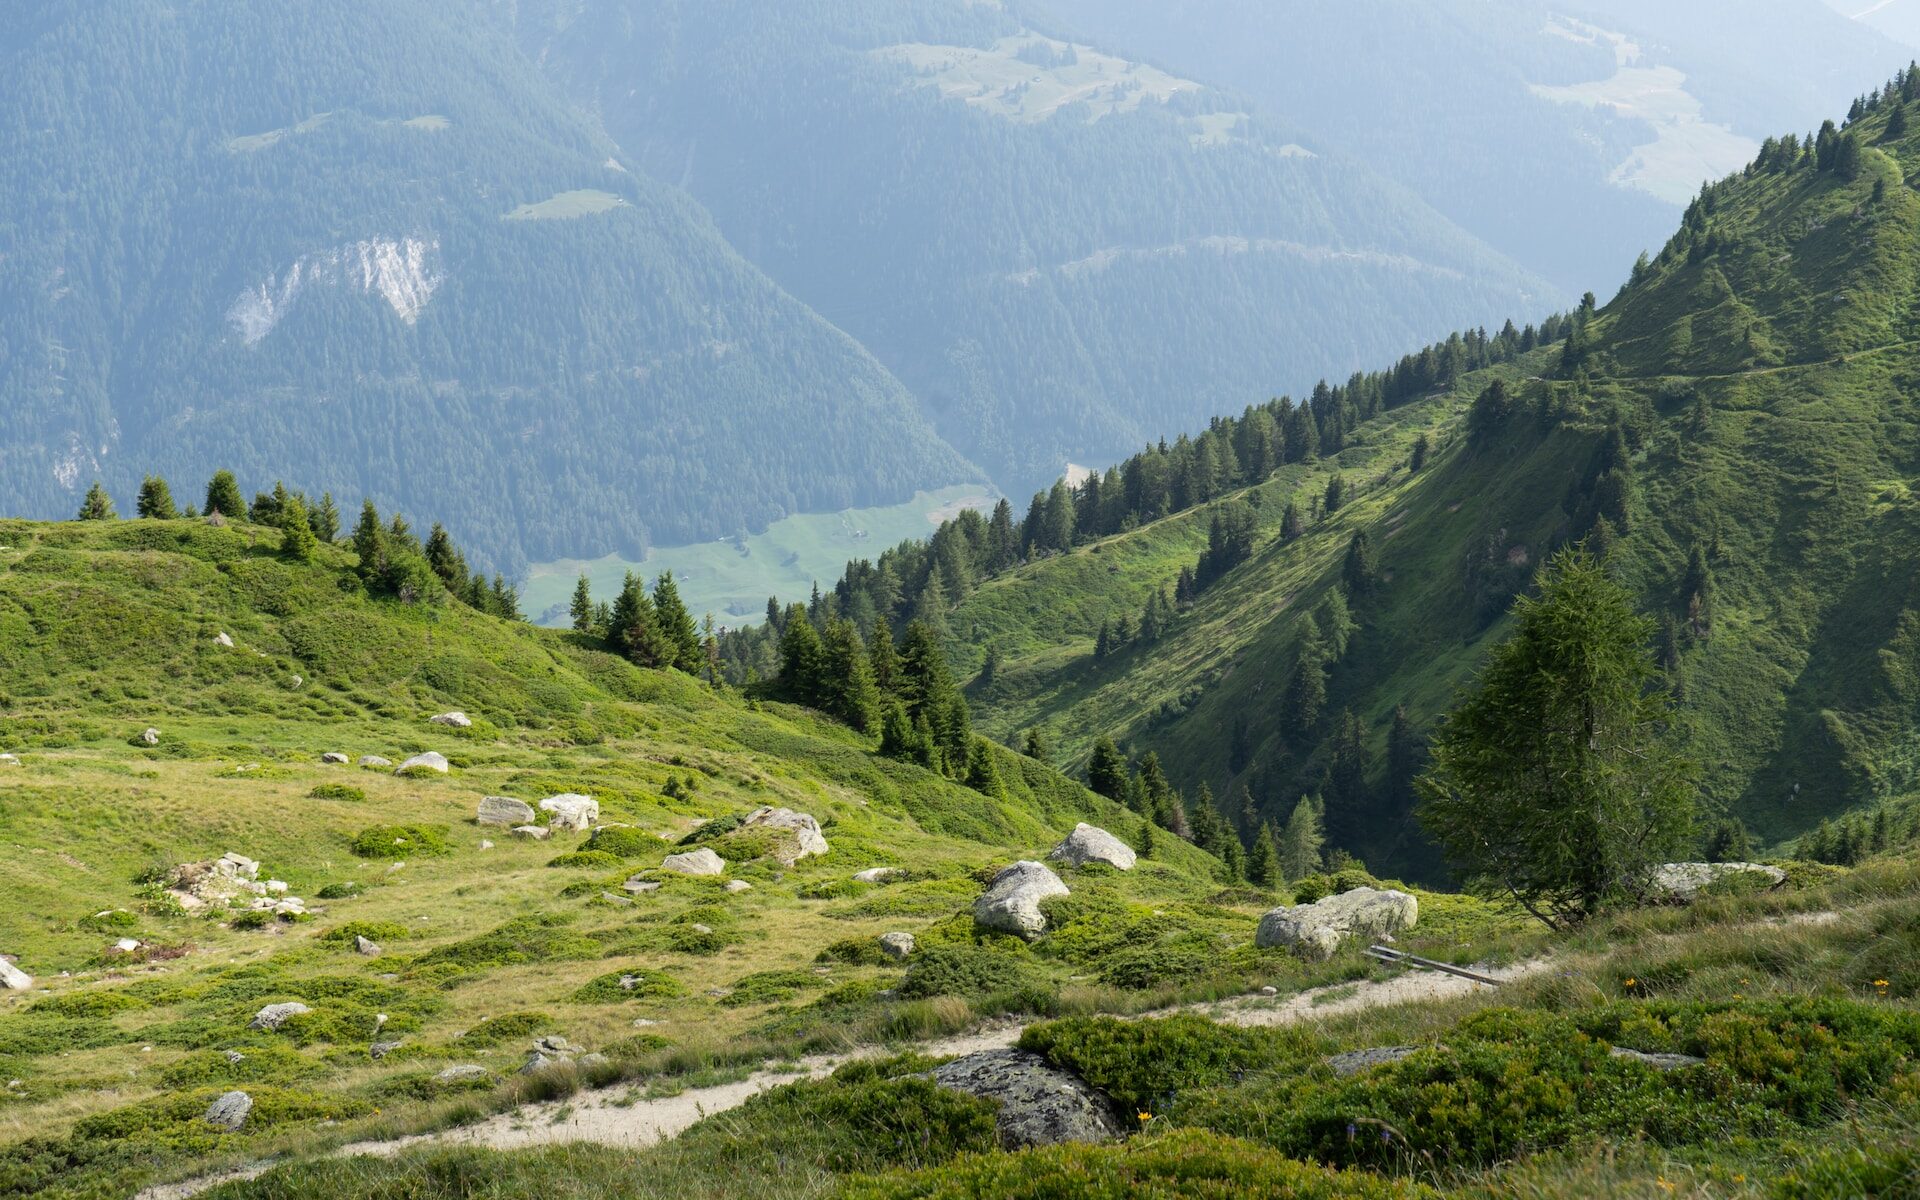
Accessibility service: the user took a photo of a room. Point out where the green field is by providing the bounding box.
[523,487,993,627]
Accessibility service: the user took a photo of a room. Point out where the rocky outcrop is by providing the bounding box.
[879,932,915,960]
[660,847,726,876]
[930,1049,1123,1148]
[477,796,537,827]
[973,861,1070,940]
[205,1090,252,1130]
[1647,862,1787,903]
[395,751,449,775]
[539,794,599,832]
[249,1002,310,1031]
[1256,887,1419,960]
[740,806,830,865]
[354,936,382,957]
[1609,1047,1706,1071]
[429,712,472,728]
[1048,824,1136,871]
[1326,1046,1420,1077]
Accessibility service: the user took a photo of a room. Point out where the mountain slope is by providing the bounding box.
[0,0,976,573]
[505,0,1554,502]
[902,86,1920,877]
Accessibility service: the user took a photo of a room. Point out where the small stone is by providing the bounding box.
[249,1002,311,1031]
[359,755,393,768]
[512,825,552,841]
[1,959,35,991]
[205,1090,252,1131]
[690,923,713,935]
[1260,985,1279,996]
[854,867,904,884]
[370,1040,405,1060]
[395,751,449,775]
[214,632,235,648]
[112,938,142,953]
[223,1050,246,1064]
[265,880,289,894]
[660,847,726,876]
[622,877,661,894]
[631,1018,660,1028]
[478,796,537,827]
[878,932,915,960]
[320,751,349,764]
[1326,1046,1420,1077]
[354,936,381,957]
[724,880,752,893]
[599,892,635,906]
[479,840,494,850]
[0,753,19,767]
[429,712,473,728]
[436,1064,490,1082]
[141,728,161,746]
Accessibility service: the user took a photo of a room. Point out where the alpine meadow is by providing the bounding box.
[4,5,1920,1200]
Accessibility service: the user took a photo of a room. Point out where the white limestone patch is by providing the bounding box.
[873,34,1204,124]
[227,113,333,154]
[402,115,451,132]
[1019,236,1461,286]
[1530,18,1758,205]
[502,190,628,221]
[227,238,442,345]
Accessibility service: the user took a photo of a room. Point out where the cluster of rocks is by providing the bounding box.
[1256,886,1419,960]
[166,853,311,919]
[474,793,599,837]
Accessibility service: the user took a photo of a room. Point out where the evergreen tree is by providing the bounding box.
[204,470,245,521]
[869,620,897,694]
[1681,543,1714,639]
[1280,501,1305,542]
[1327,710,1370,814]
[653,572,702,672]
[897,620,969,772]
[489,575,522,621]
[964,738,1006,799]
[1285,629,1329,740]
[351,501,387,585]
[985,498,1018,572]
[1086,736,1130,803]
[1138,814,1157,859]
[136,475,177,519]
[1387,705,1421,810]
[425,524,463,588]
[878,702,922,763]
[1409,434,1430,473]
[778,602,826,697]
[1246,822,1280,887]
[1138,751,1176,828]
[819,618,881,732]
[279,494,318,561]
[1022,727,1050,762]
[570,575,595,633]
[76,481,116,521]
[1323,474,1347,514]
[1342,530,1379,600]
[1279,795,1325,882]
[1704,817,1753,863]
[623,588,674,669]
[609,572,644,655]
[311,492,340,542]
[1418,549,1697,927]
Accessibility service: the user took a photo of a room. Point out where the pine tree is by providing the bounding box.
[984,498,1018,572]
[279,494,318,561]
[76,481,116,521]
[204,471,245,522]
[1285,633,1328,740]
[1280,501,1305,542]
[490,575,522,621]
[964,738,1006,798]
[1342,530,1379,600]
[1682,543,1714,639]
[869,620,897,694]
[819,618,881,732]
[653,572,702,672]
[1409,434,1430,473]
[1138,752,1176,828]
[1023,728,1050,762]
[609,573,644,655]
[425,524,462,588]
[311,492,340,542]
[1246,822,1280,887]
[1387,705,1421,809]
[778,603,825,697]
[570,575,595,633]
[1086,736,1130,803]
[351,500,387,586]
[1279,795,1325,882]
[135,476,177,520]
[1323,474,1347,514]
[1138,815,1157,859]
[878,702,919,762]
[1327,710,1370,816]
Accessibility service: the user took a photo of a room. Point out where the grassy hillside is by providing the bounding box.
[951,88,1920,876]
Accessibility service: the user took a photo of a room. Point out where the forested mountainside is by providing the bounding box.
[0,0,975,575]
[1039,0,1912,294]
[502,0,1552,504]
[721,74,1920,881]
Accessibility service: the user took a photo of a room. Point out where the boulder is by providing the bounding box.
[477,796,537,827]
[539,793,599,832]
[359,755,393,768]
[1326,1046,1420,1077]
[724,880,753,893]
[395,752,449,775]
[740,806,830,865]
[1647,862,1787,903]
[973,861,1070,940]
[1048,824,1136,871]
[1609,1047,1706,1071]
[622,877,662,894]
[112,938,142,954]
[854,867,904,884]
[354,936,382,957]
[249,1002,311,1031]
[320,752,349,764]
[929,1049,1123,1148]
[204,1090,252,1131]
[140,727,161,746]
[660,847,726,876]
[430,712,473,728]
[0,959,31,990]
[879,932,916,960]
[512,824,552,841]
[1256,887,1419,960]
[436,1064,490,1082]
[370,1040,405,1060]
[0,753,19,767]
[214,632,235,648]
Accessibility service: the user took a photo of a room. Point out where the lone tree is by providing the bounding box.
[136,476,178,519]
[76,481,116,521]
[1418,548,1695,928]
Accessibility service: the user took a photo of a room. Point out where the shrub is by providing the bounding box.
[412,915,603,971]
[818,937,894,967]
[572,969,687,1003]
[29,990,149,1018]
[720,969,832,1008]
[229,910,272,930]
[1020,1015,1313,1121]
[307,783,365,802]
[350,824,451,859]
[581,827,659,859]
[159,1044,318,1089]
[315,881,362,900]
[898,943,1048,1001]
[547,850,623,870]
[77,909,140,934]
[456,1012,554,1046]
[319,920,409,945]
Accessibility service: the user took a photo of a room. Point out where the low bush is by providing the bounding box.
[315,881,362,900]
[720,969,832,1008]
[307,783,365,802]
[349,824,451,859]
[898,943,1048,1002]
[77,909,140,934]
[547,850,623,870]
[572,969,686,1003]
[411,915,602,971]
[580,827,659,859]
[1020,1015,1313,1121]
[319,920,408,944]
[818,937,894,967]
[456,1011,554,1046]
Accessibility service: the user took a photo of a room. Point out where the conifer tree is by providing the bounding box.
[1327,711,1370,816]
[964,738,1006,799]
[204,470,245,522]
[1409,434,1430,473]
[778,602,825,697]
[1246,822,1280,887]
[1342,530,1379,600]
[76,481,116,521]
[609,573,644,655]
[1022,728,1050,763]
[878,702,918,762]
[136,476,177,520]
[1138,815,1157,859]
[623,588,674,669]
[311,493,340,542]
[1279,795,1326,882]
[279,494,318,561]
[1086,736,1130,803]
[819,618,881,732]
[1285,629,1329,739]
[1323,474,1346,514]
[1387,705,1421,810]
[351,500,386,586]
[490,575,521,621]
[1280,500,1305,542]
[653,572,702,672]
[869,620,897,694]
[984,499,1018,573]
[570,575,595,633]
[425,524,463,588]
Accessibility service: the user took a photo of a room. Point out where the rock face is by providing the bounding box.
[1647,862,1787,903]
[205,1090,253,1130]
[854,867,904,884]
[1048,824,1137,871]
[1256,887,1419,960]
[1326,1046,1420,1077]
[879,931,915,960]
[741,806,829,865]
[249,1002,311,1031]
[930,1049,1123,1148]
[477,796,537,827]
[1609,1047,1707,1071]
[320,752,349,764]
[973,861,1070,940]
[0,959,31,990]
[359,755,393,768]
[539,793,599,832]
[660,847,726,876]
[430,711,473,728]
[395,751,449,775]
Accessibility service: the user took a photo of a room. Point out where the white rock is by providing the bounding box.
[205,1090,252,1130]
[973,861,1070,940]
[430,711,472,728]
[113,938,142,953]
[659,847,726,876]
[395,751,449,775]
[355,936,381,957]
[249,1002,311,1031]
[436,1064,490,1082]
[219,853,261,879]
[1647,862,1787,903]
[477,796,537,827]
[214,632,235,648]
[740,806,830,865]
[359,755,393,768]
[0,960,32,990]
[141,727,161,746]
[265,880,289,894]
[0,754,18,767]
[1048,824,1137,871]
[724,880,752,893]
[622,877,662,894]
[1256,887,1419,960]
[479,840,494,850]
[879,932,915,960]
[854,867,904,884]
[511,825,552,841]
[539,793,599,832]
[321,752,349,764]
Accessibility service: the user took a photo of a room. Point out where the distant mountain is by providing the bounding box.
[0,0,976,573]
[1824,0,1920,50]
[1036,0,1912,295]
[505,0,1555,506]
